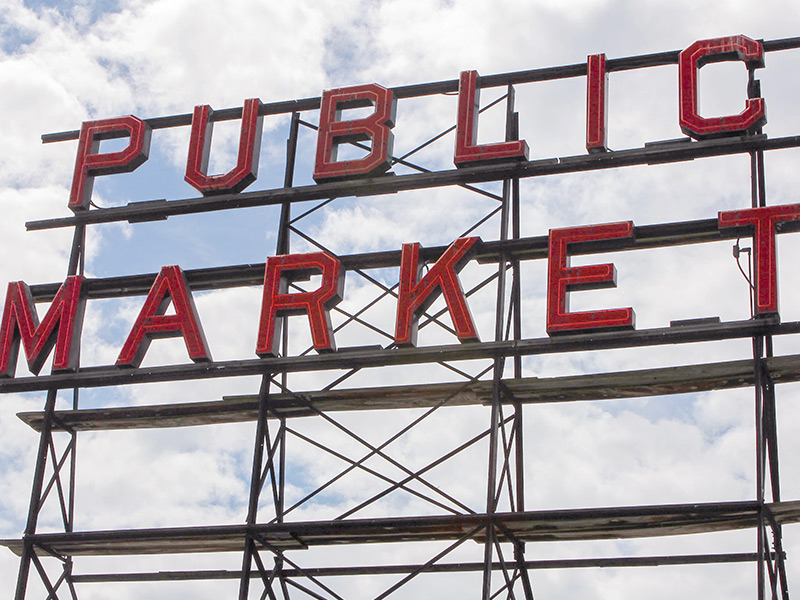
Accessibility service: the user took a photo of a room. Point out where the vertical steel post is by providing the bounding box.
[15,223,85,600]
[240,112,300,600]
[238,376,273,600]
[482,84,525,600]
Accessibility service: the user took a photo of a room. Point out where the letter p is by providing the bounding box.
[69,115,151,212]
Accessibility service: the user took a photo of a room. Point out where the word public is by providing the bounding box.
[66,36,768,211]
[1,202,798,378]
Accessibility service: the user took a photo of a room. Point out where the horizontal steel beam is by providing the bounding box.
[26,133,800,231]
[70,552,774,582]
[39,36,800,143]
[0,317,793,394]
[24,216,800,301]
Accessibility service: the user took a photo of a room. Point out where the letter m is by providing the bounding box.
[0,276,85,377]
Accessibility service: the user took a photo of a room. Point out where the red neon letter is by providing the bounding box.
[185,98,263,194]
[69,116,151,212]
[116,266,211,368]
[586,54,608,153]
[718,204,800,314]
[454,70,528,167]
[395,237,480,346]
[257,252,344,357]
[313,84,396,182]
[0,276,85,377]
[679,35,766,139]
[547,222,635,335]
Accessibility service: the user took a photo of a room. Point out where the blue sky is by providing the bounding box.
[2,1,800,598]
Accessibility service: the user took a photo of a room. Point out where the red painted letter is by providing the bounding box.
[547,222,635,335]
[586,54,608,153]
[395,237,480,346]
[454,70,528,167]
[679,35,766,139]
[313,84,396,182]
[185,98,263,194]
[116,266,211,368]
[257,252,344,357]
[0,276,85,377]
[718,204,800,315]
[69,116,151,212]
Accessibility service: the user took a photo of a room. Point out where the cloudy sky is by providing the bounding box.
[1,0,800,598]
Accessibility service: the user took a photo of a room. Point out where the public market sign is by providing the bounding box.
[1,35,797,378]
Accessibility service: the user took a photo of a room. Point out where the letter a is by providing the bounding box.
[117,266,211,368]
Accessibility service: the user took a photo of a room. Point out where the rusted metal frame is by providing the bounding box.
[275,108,296,524]
[285,425,463,516]
[488,524,520,600]
[283,579,330,600]
[264,375,484,520]
[1,317,793,394]
[26,215,800,302]
[390,91,505,167]
[37,433,73,518]
[239,376,276,600]
[458,204,505,238]
[27,133,800,231]
[299,279,402,388]
[754,335,768,600]
[249,547,281,600]
[69,552,787,582]
[504,95,535,600]
[289,198,338,225]
[273,364,494,520]
[489,573,522,600]
[483,370,504,599]
[268,122,297,596]
[297,109,505,203]
[746,69,785,599]
[493,403,519,511]
[283,283,395,357]
[370,523,486,600]
[493,519,532,596]
[287,223,459,337]
[763,380,789,600]
[63,224,84,583]
[763,544,779,600]
[40,36,800,143]
[327,288,396,338]
[763,507,789,600]
[759,340,786,599]
[43,432,75,532]
[29,551,61,599]
[16,223,86,600]
[253,534,346,600]
[418,267,506,381]
[25,542,77,600]
[750,70,783,531]
[334,415,516,521]
[482,84,518,600]
[257,420,285,521]
[249,553,276,600]
[277,560,291,600]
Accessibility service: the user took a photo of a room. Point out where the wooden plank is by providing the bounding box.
[17,354,800,432]
[2,501,798,557]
